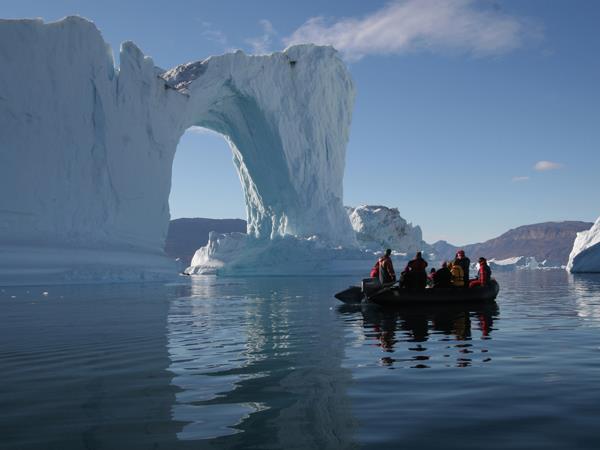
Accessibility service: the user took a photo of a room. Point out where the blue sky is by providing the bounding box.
[3,0,599,245]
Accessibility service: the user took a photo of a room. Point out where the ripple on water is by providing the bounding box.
[2,271,600,449]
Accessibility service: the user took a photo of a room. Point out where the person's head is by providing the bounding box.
[430,268,436,274]
[478,257,487,265]
[442,261,447,268]
[416,251,422,259]
[457,249,465,258]
[385,248,392,256]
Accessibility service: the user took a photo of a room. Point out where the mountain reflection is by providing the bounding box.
[338,301,498,368]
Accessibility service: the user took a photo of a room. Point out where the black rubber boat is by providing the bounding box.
[369,280,500,306]
[334,285,364,303]
[334,279,500,305]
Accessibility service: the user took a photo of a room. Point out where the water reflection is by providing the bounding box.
[4,271,600,449]
[0,283,183,449]
[569,273,600,322]
[167,276,357,448]
[338,301,498,368]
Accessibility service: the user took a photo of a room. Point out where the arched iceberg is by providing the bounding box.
[0,17,356,284]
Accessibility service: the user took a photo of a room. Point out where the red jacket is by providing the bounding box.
[381,256,396,279]
[370,262,379,278]
[405,257,428,273]
[370,255,396,279]
[478,263,491,285]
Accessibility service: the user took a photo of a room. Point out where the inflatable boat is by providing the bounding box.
[334,279,500,306]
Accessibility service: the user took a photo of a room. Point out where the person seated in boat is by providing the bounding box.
[454,249,471,288]
[370,249,396,284]
[399,270,407,288]
[432,261,452,288]
[426,268,436,288]
[401,268,412,289]
[403,251,428,289]
[448,261,465,287]
[469,257,492,288]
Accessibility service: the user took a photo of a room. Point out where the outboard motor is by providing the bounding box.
[362,277,382,298]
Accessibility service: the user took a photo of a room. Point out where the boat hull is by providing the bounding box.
[334,285,364,303]
[369,280,500,306]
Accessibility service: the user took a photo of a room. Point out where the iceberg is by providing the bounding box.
[487,256,544,271]
[185,232,371,276]
[0,17,356,284]
[567,216,600,273]
[347,205,427,254]
[185,205,430,276]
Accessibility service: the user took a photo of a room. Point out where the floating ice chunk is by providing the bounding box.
[346,205,428,253]
[568,216,600,273]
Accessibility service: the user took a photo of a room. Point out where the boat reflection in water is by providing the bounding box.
[338,301,499,368]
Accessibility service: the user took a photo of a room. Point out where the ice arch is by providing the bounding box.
[163,46,355,243]
[0,17,356,283]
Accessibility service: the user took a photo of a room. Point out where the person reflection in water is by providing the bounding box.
[399,313,429,342]
[431,311,471,340]
[452,313,472,340]
[369,310,399,352]
[358,303,498,368]
[478,311,494,337]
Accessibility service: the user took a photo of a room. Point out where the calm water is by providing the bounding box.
[2,270,600,449]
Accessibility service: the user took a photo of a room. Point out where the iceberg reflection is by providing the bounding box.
[167,276,357,447]
[569,273,600,322]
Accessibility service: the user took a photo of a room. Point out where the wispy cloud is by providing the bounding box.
[512,176,530,182]
[284,0,536,61]
[199,21,229,47]
[246,19,277,54]
[534,160,563,171]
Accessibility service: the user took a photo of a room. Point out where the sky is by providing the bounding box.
[3,0,599,245]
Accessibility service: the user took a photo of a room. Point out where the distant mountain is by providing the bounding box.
[166,218,592,269]
[432,221,593,266]
[430,240,458,259]
[165,218,246,266]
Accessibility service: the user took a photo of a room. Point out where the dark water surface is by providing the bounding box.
[2,270,600,449]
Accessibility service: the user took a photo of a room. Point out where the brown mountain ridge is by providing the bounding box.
[432,221,593,266]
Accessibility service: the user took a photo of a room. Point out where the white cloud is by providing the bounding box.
[199,21,229,47]
[512,176,530,182]
[534,160,563,171]
[284,0,535,61]
[246,19,277,54]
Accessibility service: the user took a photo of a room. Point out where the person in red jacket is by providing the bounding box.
[469,257,492,288]
[403,251,428,289]
[370,249,396,284]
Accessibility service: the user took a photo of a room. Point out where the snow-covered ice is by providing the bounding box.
[160,43,356,246]
[185,232,371,276]
[0,17,356,284]
[567,216,600,273]
[487,256,546,271]
[347,205,427,253]
[184,205,434,276]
